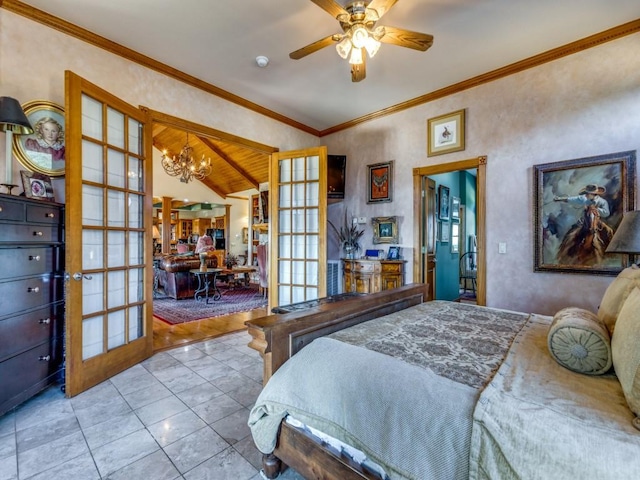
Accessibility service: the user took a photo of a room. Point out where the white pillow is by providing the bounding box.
[548,307,612,375]
[611,287,640,417]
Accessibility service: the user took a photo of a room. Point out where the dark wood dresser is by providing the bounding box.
[0,194,65,416]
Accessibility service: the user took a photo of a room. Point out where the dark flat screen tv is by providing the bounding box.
[328,154,346,199]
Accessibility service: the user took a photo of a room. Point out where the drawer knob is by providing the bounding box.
[29,255,41,261]
[27,286,40,293]
[33,231,44,236]
[45,213,55,218]
[38,355,51,362]
[39,318,51,325]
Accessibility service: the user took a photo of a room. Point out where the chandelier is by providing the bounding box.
[161,133,212,183]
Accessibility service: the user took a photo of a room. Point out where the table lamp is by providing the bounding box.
[606,210,640,265]
[0,97,34,195]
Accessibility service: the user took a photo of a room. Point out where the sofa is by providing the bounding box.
[156,252,222,300]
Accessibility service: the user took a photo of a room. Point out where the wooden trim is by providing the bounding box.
[4,1,638,136]
[412,157,487,306]
[319,19,640,136]
[1,0,319,136]
[198,136,260,190]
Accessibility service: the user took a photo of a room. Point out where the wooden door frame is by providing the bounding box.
[412,156,487,305]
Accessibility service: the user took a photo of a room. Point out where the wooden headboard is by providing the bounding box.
[245,284,429,384]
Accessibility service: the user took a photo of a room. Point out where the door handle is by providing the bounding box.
[71,273,93,281]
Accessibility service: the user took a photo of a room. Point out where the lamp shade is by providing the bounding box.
[606,211,640,254]
[0,97,33,134]
[152,225,161,239]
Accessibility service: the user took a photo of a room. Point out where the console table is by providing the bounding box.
[342,259,406,294]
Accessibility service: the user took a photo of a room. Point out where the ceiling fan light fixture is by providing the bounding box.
[364,36,381,58]
[349,47,363,65]
[336,36,352,59]
[350,25,369,49]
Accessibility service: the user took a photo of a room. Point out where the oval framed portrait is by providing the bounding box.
[12,100,65,177]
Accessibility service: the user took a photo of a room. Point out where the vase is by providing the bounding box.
[343,245,358,260]
[199,253,207,272]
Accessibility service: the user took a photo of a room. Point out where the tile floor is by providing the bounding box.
[0,331,302,480]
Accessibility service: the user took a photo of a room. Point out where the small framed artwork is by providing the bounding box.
[439,221,450,243]
[451,196,460,221]
[427,109,466,157]
[367,161,393,204]
[387,246,401,260]
[242,227,249,244]
[13,100,65,177]
[20,170,55,201]
[372,216,398,244]
[534,150,636,275]
[438,185,450,220]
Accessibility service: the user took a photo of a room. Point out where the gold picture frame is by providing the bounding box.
[427,109,466,157]
[20,170,56,201]
[12,100,65,177]
[372,216,398,244]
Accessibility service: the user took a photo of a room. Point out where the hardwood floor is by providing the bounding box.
[153,306,268,352]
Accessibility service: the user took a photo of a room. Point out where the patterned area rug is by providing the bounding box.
[153,286,267,325]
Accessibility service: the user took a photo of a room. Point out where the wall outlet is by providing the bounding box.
[357,217,367,224]
[498,242,507,254]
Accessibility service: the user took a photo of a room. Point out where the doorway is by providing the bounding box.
[146,108,278,351]
[412,156,487,305]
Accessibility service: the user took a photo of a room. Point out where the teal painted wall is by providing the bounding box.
[433,171,461,301]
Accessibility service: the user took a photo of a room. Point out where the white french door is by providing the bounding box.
[269,147,327,309]
[65,71,153,396]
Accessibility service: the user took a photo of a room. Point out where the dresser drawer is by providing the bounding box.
[0,224,61,243]
[0,275,62,316]
[0,247,59,280]
[381,262,402,274]
[0,303,64,362]
[0,198,25,222]
[353,262,379,273]
[27,203,62,225]
[0,341,63,412]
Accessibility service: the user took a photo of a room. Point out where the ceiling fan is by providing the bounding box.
[290,0,433,82]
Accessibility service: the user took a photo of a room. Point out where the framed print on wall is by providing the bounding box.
[367,161,393,203]
[427,109,465,157]
[451,196,460,221]
[372,216,398,244]
[438,184,450,220]
[534,150,636,275]
[12,100,65,177]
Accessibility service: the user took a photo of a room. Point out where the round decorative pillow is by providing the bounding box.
[548,307,612,375]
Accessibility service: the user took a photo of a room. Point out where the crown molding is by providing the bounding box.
[320,18,640,136]
[3,1,638,139]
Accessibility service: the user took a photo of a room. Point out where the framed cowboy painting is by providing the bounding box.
[533,150,636,275]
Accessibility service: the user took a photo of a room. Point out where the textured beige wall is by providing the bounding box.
[0,10,319,197]
[323,33,640,315]
[2,10,639,315]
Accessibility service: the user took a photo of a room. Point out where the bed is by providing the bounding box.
[246,282,640,480]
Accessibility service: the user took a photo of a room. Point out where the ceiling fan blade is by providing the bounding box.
[379,26,434,51]
[351,51,366,82]
[290,35,337,60]
[309,0,348,19]
[366,0,398,21]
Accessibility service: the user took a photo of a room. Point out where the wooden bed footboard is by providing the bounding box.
[246,284,428,479]
[245,283,429,385]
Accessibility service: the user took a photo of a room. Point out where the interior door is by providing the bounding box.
[269,147,327,310]
[65,71,153,396]
[422,177,436,300]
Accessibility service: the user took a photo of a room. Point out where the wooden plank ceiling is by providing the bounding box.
[152,123,270,199]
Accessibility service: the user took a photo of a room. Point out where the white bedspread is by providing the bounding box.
[469,314,640,479]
